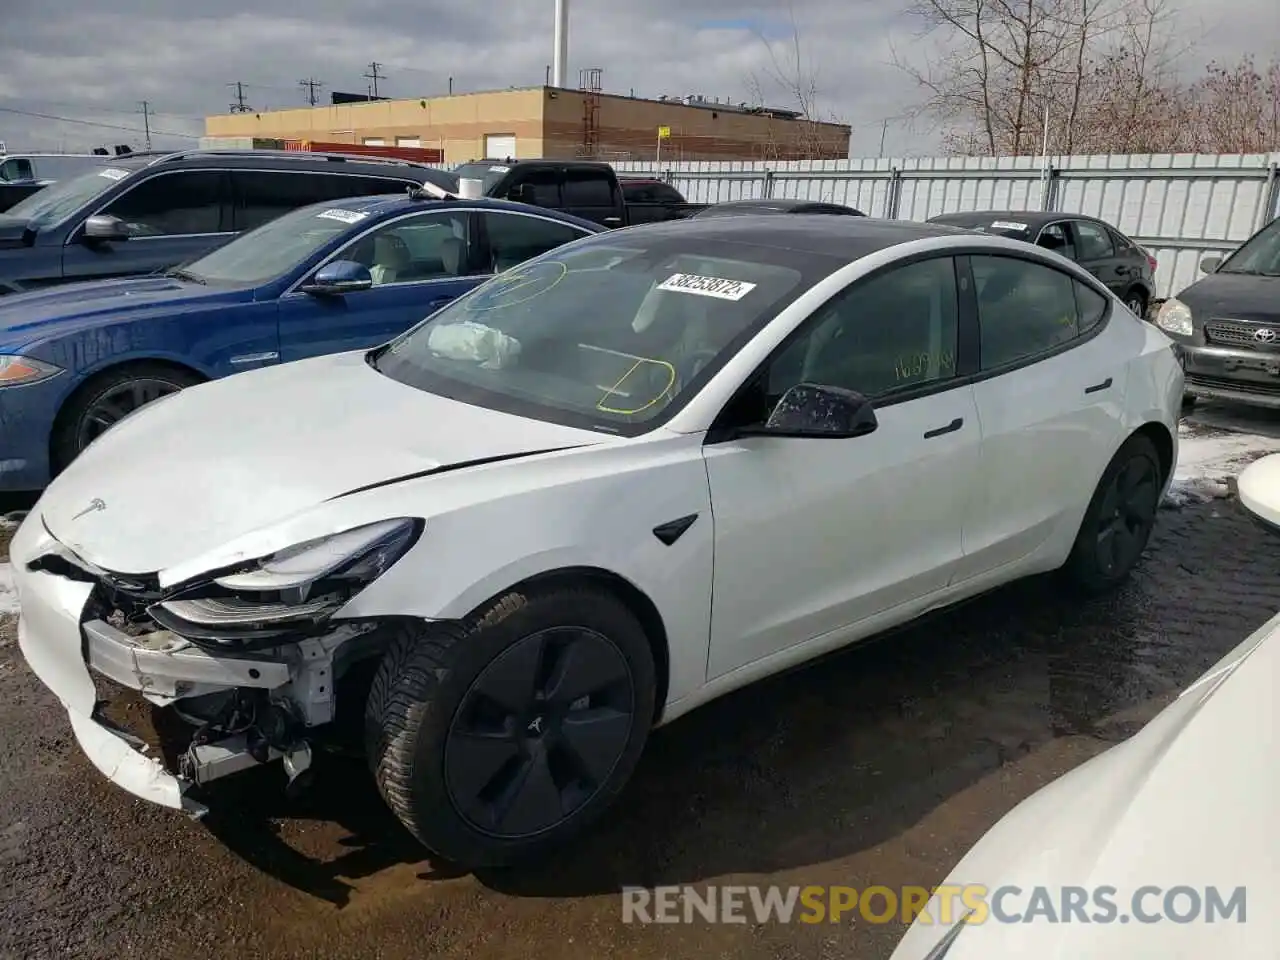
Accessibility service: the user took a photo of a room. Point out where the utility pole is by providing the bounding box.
[227,81,252,113]
[299,77,323,106]
[137,101,152,150]
[363,62,385,99]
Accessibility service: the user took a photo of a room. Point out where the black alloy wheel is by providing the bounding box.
[443,625,636,838]
[73,377,185,451]
[1125,293,1148,319]
[1092,455,1160,577]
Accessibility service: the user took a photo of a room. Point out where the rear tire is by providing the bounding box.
[365,585,656,868]
[1063,434,1162,594]
[1124,290,1148,320]
[51,363,202,475]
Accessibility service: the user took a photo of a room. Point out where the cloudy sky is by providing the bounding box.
[0,0,1272,158]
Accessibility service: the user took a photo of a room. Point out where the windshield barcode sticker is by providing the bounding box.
[489,165,511,173]
[98,168,129,180]
[656,273,757,301]
[316,208,368,224]
[990,220,1029,231]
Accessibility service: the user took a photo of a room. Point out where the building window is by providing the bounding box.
[396,137,422,147]
[363,137,386,146]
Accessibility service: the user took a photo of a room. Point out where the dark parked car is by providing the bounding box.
[0,149,456,295]
[927,210,1157,318]
[1155,215,1280,409]
[0,192,600,491]
[690,198,866,218]
[0,153,106,213]
[451,159,706,227]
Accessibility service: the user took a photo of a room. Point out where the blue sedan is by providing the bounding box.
[0,192,601,491]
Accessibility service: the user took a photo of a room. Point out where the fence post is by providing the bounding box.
[885,168,903,219]
[1261,162,1280,228]
[763,168,775,199]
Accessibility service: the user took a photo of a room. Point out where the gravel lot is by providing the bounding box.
[2,403,1279,960]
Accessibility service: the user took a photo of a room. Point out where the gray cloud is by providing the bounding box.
[0,0,1274,159]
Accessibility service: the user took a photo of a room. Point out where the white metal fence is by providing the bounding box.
[614,154,1280,299]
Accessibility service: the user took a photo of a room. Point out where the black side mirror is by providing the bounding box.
[740,383,878,439]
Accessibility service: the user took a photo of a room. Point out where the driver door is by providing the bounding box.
[276,210,485,363]
[702,255,982,679]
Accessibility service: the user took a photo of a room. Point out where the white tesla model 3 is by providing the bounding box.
[11,214,1182,867]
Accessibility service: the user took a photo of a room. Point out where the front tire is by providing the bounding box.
[365,585,656,868]
[51,363,202,475]
[1063,434,1162,593]
[1124,290,1148,320]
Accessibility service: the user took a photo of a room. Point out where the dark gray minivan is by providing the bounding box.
[1155,215,1280,409]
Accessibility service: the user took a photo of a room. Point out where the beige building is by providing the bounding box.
[204,86,851,166]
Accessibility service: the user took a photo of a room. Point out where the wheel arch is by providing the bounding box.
[1130,420,1175,485]
[49,356,209,468]
[472,565,671,723]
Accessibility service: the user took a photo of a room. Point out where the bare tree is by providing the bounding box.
[745,1,848,159]
[1186,55,1280,152]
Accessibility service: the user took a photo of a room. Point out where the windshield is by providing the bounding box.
[175,202,369,286]
[1218,217,1280,276]
[452,162,510,194]
[4,165,136,229]
[371,236,817,434]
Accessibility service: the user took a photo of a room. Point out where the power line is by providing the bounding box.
[0,105,197,139]
[364,62,385,98]
[227,81,252,113]
[0,96,203,123]
[299,77,324,106]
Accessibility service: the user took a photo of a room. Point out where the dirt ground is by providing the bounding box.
[2,450,1279,960]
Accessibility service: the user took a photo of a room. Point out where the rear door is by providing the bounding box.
[955,253,1124,581]
[230,170,413,232]
[1069,219,1131,296]
[276,209,484,363]
[61,170,234,281]
[561,169,622,226]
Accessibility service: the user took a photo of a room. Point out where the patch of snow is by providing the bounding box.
[1166,424,1280,507]
[0,563,18,617]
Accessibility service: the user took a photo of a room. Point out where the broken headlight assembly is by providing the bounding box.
[149,517,422,647]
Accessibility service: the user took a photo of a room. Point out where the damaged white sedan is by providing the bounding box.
[13,215,1182,868]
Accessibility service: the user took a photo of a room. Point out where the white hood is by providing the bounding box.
[39,350,601,574]
[893,612,1280,959]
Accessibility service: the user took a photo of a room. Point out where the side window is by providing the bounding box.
[1072,221,1114,260]
[972,255,1079,369]
[233,171,378,232]
[761,256,960,403]
[335,212,474,286]
[482,212,589,272]
[328,175,413,200]
[1075,281,1109,333]
[1037,223,1076,260]
[102,172,226,236]
[0,158,34,182]
[653,184,685,203]
[511,171,561,206]
[563,172,615,207]
[622,183,654,202]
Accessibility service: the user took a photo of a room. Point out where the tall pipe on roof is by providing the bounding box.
[552,0,568,88]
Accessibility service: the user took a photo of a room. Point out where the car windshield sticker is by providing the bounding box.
[98,168,129,181]
[990,220,1029,231]
[655,273,757,301]
[465,260,567,311]
[489,165,511,173]
[316,208,368,224]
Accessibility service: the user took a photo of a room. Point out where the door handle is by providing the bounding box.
[1115,265,1129,275]
[923,417,963,439]
[1084,377,1112,394]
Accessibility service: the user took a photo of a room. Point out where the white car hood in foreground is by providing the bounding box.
[39,350,602,574]
[893,610,1279,959]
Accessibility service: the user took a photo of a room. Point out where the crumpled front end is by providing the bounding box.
[11,512,394,814]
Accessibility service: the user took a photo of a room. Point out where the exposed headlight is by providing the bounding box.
[0,354,62,387]
[1155,297,1193,336]
[150,518,421,643]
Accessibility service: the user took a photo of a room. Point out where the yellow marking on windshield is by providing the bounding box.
[465,260,567,311]
[596,357,677,415]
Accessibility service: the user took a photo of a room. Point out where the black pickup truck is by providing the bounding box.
[452,159,705,228]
